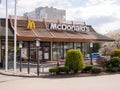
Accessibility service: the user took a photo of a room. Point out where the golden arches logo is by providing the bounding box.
[27,21,36,29]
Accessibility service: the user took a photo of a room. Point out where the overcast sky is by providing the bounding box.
[0,0,120,34]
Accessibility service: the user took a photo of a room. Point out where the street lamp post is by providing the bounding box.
[2,45,5,68]
[36,38,40,76]
[19,41,23,72]
[90,42,93,65]
[5,0,9,72]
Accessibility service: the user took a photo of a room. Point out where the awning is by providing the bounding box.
[9,16,113,42]
[0,19,14,39]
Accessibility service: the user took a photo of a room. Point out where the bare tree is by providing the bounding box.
[106,30,120,49]
[114,32,120,49]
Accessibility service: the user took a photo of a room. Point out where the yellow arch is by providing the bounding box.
[27,21,36,29]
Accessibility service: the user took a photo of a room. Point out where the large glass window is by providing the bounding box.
[0,40,14,67]
[22,41,37,62]
[82,42,90,58]
[64,42,73,58]
[74,42,90,58]
[29,42,35,62]
[52,42,64,61]
[76,42,82,51]
[41,42,50,61]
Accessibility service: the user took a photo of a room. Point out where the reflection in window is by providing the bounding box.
[64,42,73,58]
[52,42,64,61]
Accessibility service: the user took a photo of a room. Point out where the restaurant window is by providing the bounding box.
[8,41,14,62]
[29,42,35,62]
[64,42,73,58]
[0,40,14,67]
[52,42,64,61]
[76,42,82,51]
[41,42,50,47]
[20,41,28,62]
[82,42,90,58]
[41,42,50,61]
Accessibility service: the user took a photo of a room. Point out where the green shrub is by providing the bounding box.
[91,67,102,74]
[49,67,58,74]
[82,65,93,73]
[49,66,69,74]
[107,57,120,68]
[107,67,119,72]
[57,66,69,74]
[111,49,120,58]
[65,49,85,73]
[107,57,120,72]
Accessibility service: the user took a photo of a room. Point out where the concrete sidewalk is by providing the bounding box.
[1,67,120,79]
[0,73,120,90]
[1,61,120,78]
[0,67,50,77]
[0,61,60,77]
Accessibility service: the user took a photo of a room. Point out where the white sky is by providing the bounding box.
[0,0,120,34]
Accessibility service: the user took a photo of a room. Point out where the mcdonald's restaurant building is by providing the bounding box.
[0,16,114,67]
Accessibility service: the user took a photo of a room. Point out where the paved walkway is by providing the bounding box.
[0,68,47,77]
[0,61,120,78]
[0,61,60,77]
[1,63,120,90]
[0,73,120,90]
[0,65,51,77]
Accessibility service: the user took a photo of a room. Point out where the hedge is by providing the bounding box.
[107,57,120,72]
[49,66,69,74]
[91,67,102,74]
[82,65,93,73]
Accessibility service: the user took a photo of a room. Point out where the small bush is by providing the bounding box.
[111,49,120,58]
[49,66,69,74]
[106,57,120,72]
[49,67,58,74]
[65,49,85,73]
[107,57,120,68]
[82,65,93,73]
[91,67,102,74]
[107,67,119,72]
[57,66,69,74]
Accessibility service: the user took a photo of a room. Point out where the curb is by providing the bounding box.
[0,69,49,78]
[0,69,120,78]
